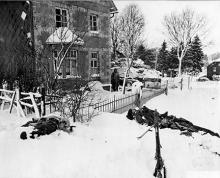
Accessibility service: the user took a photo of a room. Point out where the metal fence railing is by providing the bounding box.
[97,85,167,114]
[78,85,167,117]
[43,84,167,121]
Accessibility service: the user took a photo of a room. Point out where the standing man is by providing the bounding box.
[132,80,143,108]
[111,68,120,91]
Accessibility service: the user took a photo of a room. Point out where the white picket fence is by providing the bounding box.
[0,88,42,118]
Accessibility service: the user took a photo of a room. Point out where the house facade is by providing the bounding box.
[207,60,220,80]
[33,0,117,83]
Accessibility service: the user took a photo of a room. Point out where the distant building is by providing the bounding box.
[207,58,220,80]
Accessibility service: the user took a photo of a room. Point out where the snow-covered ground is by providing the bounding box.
[0,81,220,178]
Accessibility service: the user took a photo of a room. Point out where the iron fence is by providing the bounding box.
[45,84,167,119]
[93,85,167,114]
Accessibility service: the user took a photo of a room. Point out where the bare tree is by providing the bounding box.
[46,8,89,90]
[119,4,145,94]
[163,8,207,77]
[110,14,121,61]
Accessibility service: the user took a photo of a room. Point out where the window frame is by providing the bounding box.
[55,8,68,28]
[90,52,98,68]
[89,14,98,32]
[67,50,77,76]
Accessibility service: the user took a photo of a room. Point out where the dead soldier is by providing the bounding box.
[20,115,73,140]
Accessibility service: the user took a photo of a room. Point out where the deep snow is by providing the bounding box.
[0,80,220,178]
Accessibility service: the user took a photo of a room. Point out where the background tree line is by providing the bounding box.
[111,6,209,78]
[129,34,206,77]
[156,35,206,76]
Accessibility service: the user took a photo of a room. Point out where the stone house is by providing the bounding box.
[33,0,117,83]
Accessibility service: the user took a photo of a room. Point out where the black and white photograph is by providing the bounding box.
[0,0,220,177]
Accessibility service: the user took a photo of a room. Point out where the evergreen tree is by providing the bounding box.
[134,44,147,61]
[135,44,156,68]
[183,35,204,73]
[157,41,169,73]
[145,48,157,68]
[191,35,204,72]
[167,47,179,76]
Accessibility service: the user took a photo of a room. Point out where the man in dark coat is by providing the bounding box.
[111,68,120,91]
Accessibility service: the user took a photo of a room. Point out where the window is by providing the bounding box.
[53,50,58,58]
[56,8,68,27]
[91,52,98,68]
[72,60,77,68]
[67,50,77,76]
[66,58,70,75]
[70,50,77,58]
[90,14,98,31]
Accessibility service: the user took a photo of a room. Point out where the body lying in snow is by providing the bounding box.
[20,115,74,139]
[127,106,220,138]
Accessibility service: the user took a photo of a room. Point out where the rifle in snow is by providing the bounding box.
[153,110,162,177]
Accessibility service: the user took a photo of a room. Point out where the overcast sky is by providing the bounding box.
[114,0,220,55]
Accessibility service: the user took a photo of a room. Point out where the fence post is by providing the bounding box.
[188,76,190,90]
[180,78,183,91]
[30,93,40,118]
[113,95,116,112]
[0,94,5,110]
[15,88,25,117]
[49,98,51,113]
[15,88,20,116]
[41,87,46,116]
[9,91,16,113]
[165,80,168,95]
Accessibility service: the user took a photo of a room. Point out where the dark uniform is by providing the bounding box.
[111,69,120,91]
[20,116,72,139]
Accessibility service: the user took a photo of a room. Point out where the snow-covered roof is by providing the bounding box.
[46,27,84,45]
[212,58,220,63]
